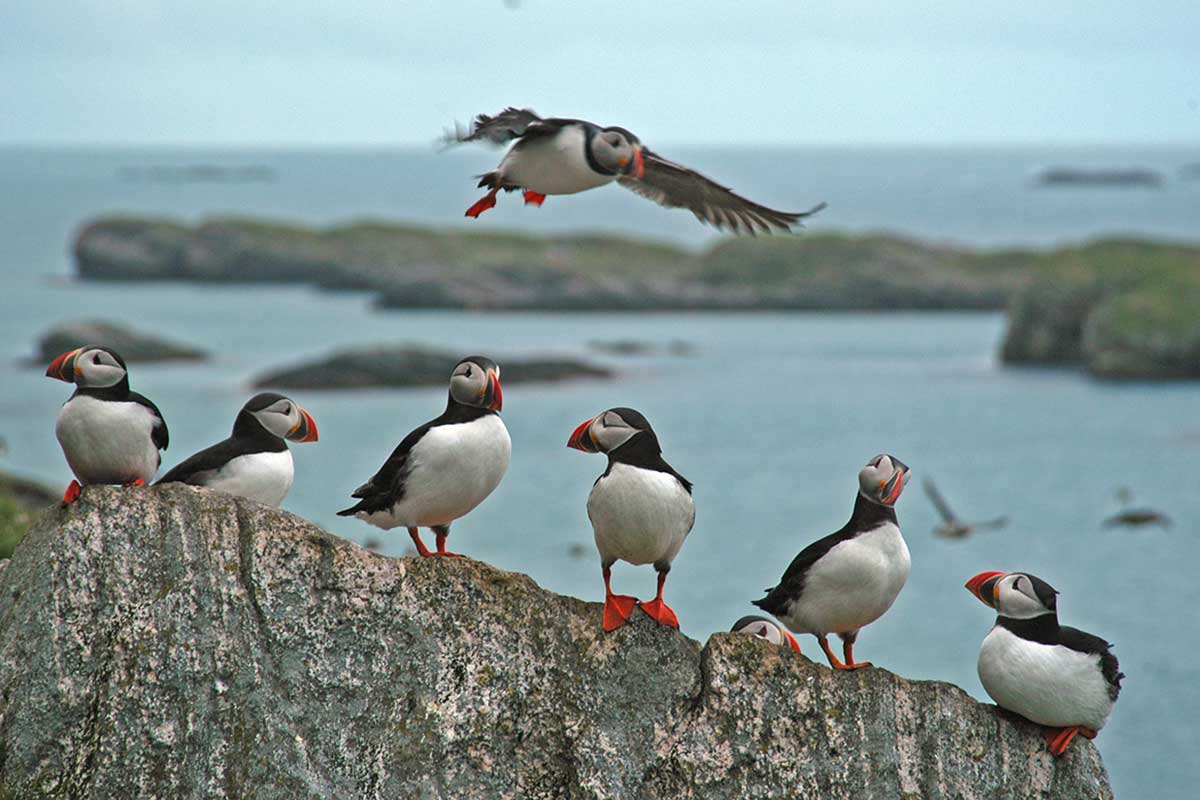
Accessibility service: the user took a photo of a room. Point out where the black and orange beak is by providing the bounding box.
[287,408,319,443]
[965,571,1005,608]
[483,370,503,412]
[45,348,83,382]
[567,418,597,452]
[631,146,645,179]
[880,460,910,505]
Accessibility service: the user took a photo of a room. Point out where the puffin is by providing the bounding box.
[753,454,911,669]
[337,356,510,558]
[567,407,695,631]
[45,345,169,503]
[156,393,318,507]
[730,615,802,652]
[965,570,1123,756]
[447,107,826,233]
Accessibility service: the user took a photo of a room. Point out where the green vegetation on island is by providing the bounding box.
[74,216,1200,380]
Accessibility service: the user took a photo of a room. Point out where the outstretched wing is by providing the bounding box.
[619,149,826,234]
[922,478,960,524]
[443,107,547,146]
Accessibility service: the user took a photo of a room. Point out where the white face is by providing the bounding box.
[449,359,500,410]
[993,573,1057,619]
[736,619,783,646]
[858,454,911,505]
[590,129,639,174]
[73,347,127,388]
[252,397,304,439]
[588,409,641,452]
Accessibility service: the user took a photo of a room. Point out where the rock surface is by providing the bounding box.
[31,319,207,364]
[0,468,58,559]
[0,486,1113,799]
[252,344,612,390]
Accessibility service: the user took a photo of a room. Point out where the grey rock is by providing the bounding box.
[253,344,611,390]
[31,319,207,364]
[0,486,1113,799]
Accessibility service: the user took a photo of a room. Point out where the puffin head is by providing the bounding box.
[242,392,318,443]
[567,407,653,454]
[965,571,1058,618]
[592,126,644,179]
[45,345,128,389]
[730,615,803,652]
[858,454,911,506]
[449,356,502,412]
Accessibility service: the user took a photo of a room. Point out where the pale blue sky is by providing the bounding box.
[2,1,1197,146]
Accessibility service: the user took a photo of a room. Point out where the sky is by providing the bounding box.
[2,1,1198,147]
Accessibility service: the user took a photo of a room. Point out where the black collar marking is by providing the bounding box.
[600,430,692,493]
[753,493,899,616]
[581,123,617,177]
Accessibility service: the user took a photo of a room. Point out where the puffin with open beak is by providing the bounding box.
[45,345,169,503]
[337,356,509,558]
[157,393,317,507]
[445,107,826,233]
[568,407,695,631]
[754,454,912,669]
[965,570,1123,757]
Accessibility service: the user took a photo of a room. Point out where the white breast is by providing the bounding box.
[587,463,695,568]
[778,522,911,636]
[978,626,1116,731]
[55,395,161,485]
[202,450,294,507]
[365,414,511,529]
[501,126,616,195]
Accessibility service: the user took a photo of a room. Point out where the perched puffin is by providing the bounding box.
[965,570,1123,756]
[567,408,695,631]
[447,107,826,233]
[45,345,168,503]
[156,393,318,507]
[730,615,802,652]
[337,356,509,557]
[753,454,911,669]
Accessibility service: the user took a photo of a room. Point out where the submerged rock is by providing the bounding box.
[31,319,207,364]
[0,486,1113,798]
[253,344,611,390]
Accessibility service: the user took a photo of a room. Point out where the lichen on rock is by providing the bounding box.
[0,486,1113,798]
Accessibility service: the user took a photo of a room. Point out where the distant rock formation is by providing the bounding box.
[31,319,207,364]
[0,486,1114,798]
[252,344,612,390]
[1035,167,1164,188]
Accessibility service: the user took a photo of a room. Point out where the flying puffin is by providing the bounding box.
[965,570,1123,756]
[45,345,169,503]
[753,454,911,669]
[156,393,318,507]
[446,107,826,234]
[567,408,695,631]
[337,356,510,557]
[730,615,802,652]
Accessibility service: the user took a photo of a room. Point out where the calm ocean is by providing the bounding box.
[2,145,1198,797]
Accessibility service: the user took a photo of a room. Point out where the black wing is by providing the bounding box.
[1058,626,1124,701]
[619,149,826,234]
[444,107,553,146]
[336,421,436,516]
[753,527,852,616]
[129,391,169,451]
[923,478,960,524]
[157,438,247,486]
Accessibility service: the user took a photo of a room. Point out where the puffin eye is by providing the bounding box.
[93,354,101,365]
[283,404,291,414]
[465,367,472,377]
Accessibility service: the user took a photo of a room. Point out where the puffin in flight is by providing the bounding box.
[568,408,695,631]
[965,570,1123,756]
[45,346,169,503]
[447,107,826,234]
[730,615,803,652]
[753,454,911,669]
[156,393,318,507]
[337,356,510,558]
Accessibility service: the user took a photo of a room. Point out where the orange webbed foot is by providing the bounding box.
[465,190,499,218]
[1045,726,1088,756]
[639,597,680,628]
[602,594,638,631]
[61,480,82,504]
[523,190,546,206]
